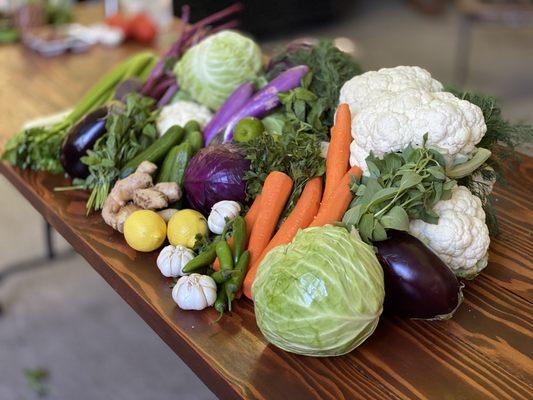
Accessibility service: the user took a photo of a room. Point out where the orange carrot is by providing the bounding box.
[213,194,262,271]
[243,177,322,299]
[242,171,293,299]
[309,166,362,228]
[323,103,352,201]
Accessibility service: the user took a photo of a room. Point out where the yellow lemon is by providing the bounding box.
[124,210,167,252]
[167,209,208,248]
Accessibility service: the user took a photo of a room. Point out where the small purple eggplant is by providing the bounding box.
[222,65,309,142]
[374,230,463,320]
[60,107,107,179]
[204,81,254,145]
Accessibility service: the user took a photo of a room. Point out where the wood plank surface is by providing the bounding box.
[1,157,532,400]
[1,4,532,400]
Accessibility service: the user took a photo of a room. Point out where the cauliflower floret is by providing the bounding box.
[156,100,212,136]
[339,66,487,173]
[409,186,490,279]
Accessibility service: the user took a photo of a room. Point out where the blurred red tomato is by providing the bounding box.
[105,13,131,37]
[130,13,157,44]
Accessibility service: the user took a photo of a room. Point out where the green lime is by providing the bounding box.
[234,117,264,143]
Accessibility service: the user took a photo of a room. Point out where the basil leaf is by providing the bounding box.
[343,204,364,226]
[372,221,388,241]
[358,213,375,243]
[366,160,381,178]
[400,171,423,189]
[369,187,399,205]
[427,166,446,180]
[383,153,403,173]
[380,206,410,231]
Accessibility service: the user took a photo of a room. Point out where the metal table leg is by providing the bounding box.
[45,221,55,260]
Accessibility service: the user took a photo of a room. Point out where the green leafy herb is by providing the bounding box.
[446,86,533,235]
[242,131,326,218]
[343,137,456,243]
[77,93,158,212]
[278,73,329,139]
[2,126,66,174]
[268,40,362,135]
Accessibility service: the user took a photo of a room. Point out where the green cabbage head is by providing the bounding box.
[175,31,262,110]
[252,225,384,356]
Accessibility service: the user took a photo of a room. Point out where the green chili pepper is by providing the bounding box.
[232,216,246,264]
[226,250,250,308]
[215,240,233,271]
[210,269,236,284]
[182,244,217,273]
[214,285,228,314]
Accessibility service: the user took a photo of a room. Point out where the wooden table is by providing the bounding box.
[1,6,532,400]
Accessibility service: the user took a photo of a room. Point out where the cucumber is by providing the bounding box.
[184,120,201,134]
[185,130,204,154]
[157,142,193,185]
[120,125,184,178]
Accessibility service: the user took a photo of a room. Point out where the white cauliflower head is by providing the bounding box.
[409,186,490,279]
[339,66,487,173]
[157,100,212,136]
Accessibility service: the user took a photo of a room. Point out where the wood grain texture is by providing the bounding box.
[1,4,532,399]
[1,159,532,400]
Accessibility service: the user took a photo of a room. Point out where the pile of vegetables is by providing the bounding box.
[3,2,532,359]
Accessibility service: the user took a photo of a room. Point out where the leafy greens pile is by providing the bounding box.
[343,137,456,243]
[2,125,66,174]
[71,93,158,212]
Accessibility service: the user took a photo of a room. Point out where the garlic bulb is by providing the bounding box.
[208,200,241,234]
[157,245,195,278]
[172,274,217,310]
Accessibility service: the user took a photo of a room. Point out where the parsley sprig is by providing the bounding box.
[242,131,325,219]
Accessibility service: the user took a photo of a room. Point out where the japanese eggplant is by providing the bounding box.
[60,107,108,179]
[374,230,463,320]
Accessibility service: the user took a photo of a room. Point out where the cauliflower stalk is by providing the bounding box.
[409,186,490,279]
[156,100,212,136]
[339,66,487,173]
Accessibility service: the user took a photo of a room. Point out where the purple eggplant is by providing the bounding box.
[374,230,463,320]
[222,65,310,142]
[204,82,254,145]
[60,107,107,179]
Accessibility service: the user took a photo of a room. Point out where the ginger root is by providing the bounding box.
[133,188,168,210]
[102,161,182,232]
